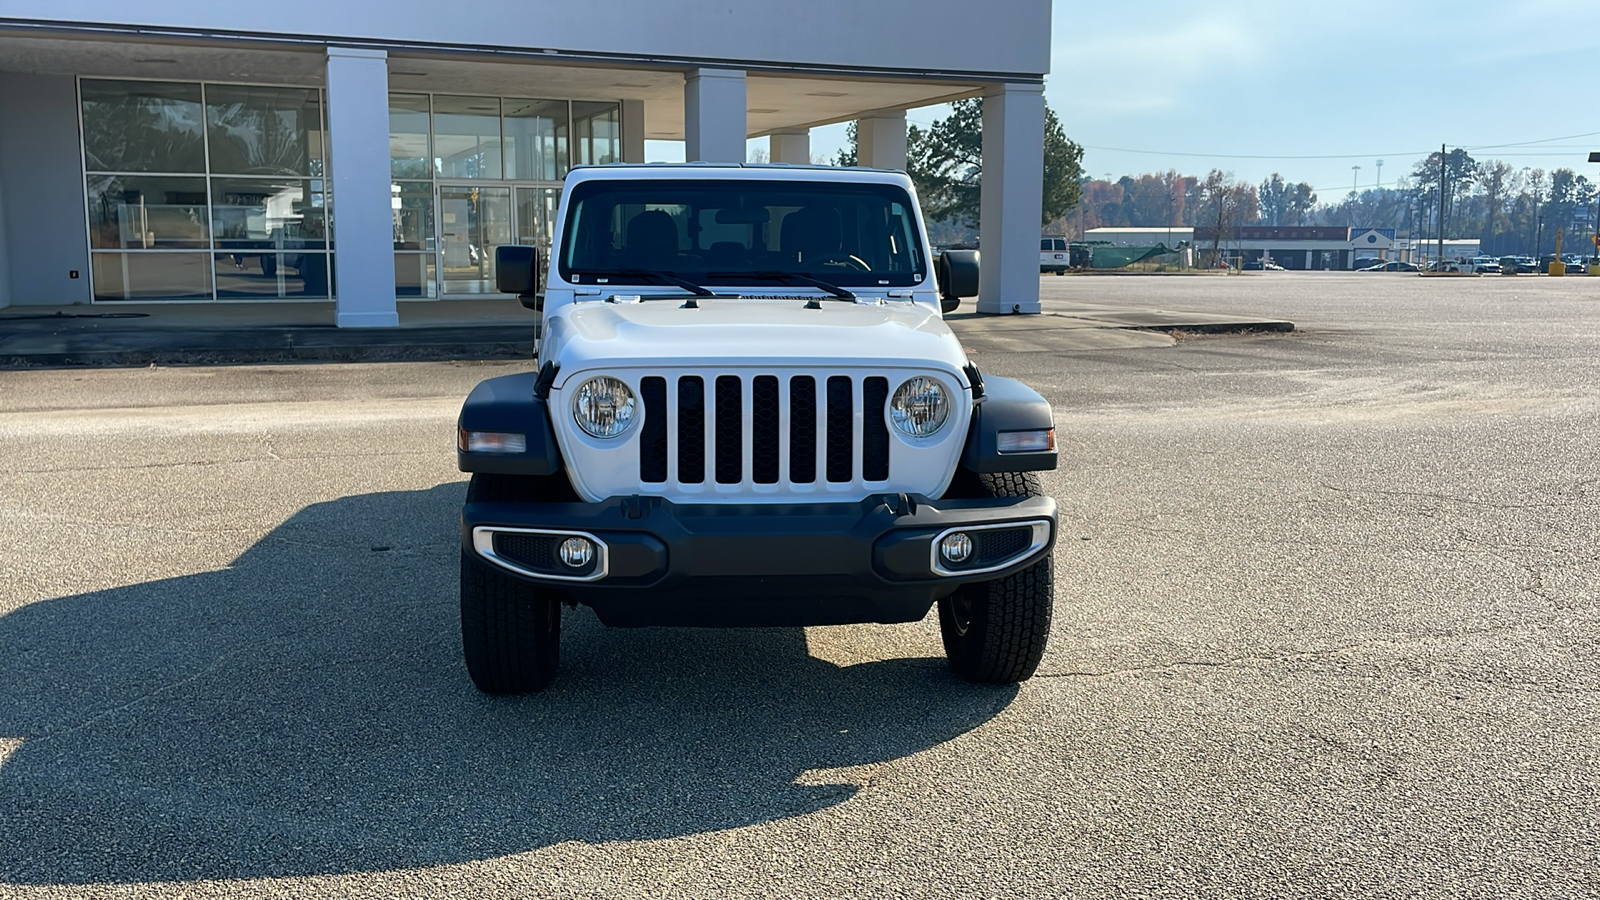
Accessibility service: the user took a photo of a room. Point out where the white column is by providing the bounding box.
[978,83,1046,315]
[620,99,646,163]
[856,112,907,171]
[684,69,747,163]
[325,47,397,327]
[770,129,811,165]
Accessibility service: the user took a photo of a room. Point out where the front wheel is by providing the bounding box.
[459,473,568,694]
[937,471,1054,683]
[938,555,1053,683]
[461,548,561,694]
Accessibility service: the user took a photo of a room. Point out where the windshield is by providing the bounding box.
[558,178,928,288]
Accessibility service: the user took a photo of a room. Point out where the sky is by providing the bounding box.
[679,0,1600,201]
[1039,0,1600,197]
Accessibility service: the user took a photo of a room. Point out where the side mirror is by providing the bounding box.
[936,249,979,313]
[496,245,540,306]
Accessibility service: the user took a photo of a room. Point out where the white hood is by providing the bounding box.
[544,298,969,383]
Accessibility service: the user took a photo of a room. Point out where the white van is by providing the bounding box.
[1040,237,1069,274]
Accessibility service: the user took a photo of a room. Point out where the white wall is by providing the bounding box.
[0,72,91,305]
[0,1,1051,78]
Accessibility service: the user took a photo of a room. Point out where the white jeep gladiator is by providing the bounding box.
[455,164,1058,693]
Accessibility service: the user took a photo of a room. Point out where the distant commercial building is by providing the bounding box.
[1081,226,1194,247]
[1192,226,1398,270]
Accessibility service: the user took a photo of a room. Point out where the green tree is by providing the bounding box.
[831,122,858,167]
[838,98,1083,229]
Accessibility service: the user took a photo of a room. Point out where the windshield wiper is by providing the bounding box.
[588,269,715,297]
[708,270,857,301]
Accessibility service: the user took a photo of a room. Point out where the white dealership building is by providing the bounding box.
[0,2,1052,325]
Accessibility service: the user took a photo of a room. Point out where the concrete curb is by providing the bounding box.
[0,325,536,368]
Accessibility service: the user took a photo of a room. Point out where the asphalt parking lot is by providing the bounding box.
[1,272,1596,898]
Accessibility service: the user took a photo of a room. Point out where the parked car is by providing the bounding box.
[1499,256,1538,274]
[1425,260,1470,273]
[1242,258,1284,271]
[1352,257,1382,270]
[1470,257,1501,274]
[1358,261,1420,272]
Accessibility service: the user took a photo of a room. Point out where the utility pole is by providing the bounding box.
[1438,144,1447,268]
[1350,165,1361,227]
[1376,159,1384,190]
[1588,151,1600,262]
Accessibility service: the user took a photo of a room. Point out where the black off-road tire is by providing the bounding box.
[460,472,570,694]
[938,471,1054,684]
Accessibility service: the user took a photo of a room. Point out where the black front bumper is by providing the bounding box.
[461,493,1056,627]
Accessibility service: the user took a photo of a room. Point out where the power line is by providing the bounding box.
[1079,130,1600,162]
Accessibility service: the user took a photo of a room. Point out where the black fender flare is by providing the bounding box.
[960,374,1057,473]
[456,371,564,475]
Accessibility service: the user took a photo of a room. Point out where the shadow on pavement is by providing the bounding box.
[0,484,1014,885]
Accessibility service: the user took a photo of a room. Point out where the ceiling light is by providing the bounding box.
[806,91,847,97]
[748,108,778,114]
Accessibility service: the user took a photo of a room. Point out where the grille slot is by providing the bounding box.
[862,376,889,482]
[629,370,919,493]
[677,376,705,484]
[715,375,743,484]
[826,375,853,483]
[752,375,781,484]
[640,376,668,483]
[789,375,817,484]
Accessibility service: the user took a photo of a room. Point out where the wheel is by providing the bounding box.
[459,472,570,694]
[937,471,1054,684]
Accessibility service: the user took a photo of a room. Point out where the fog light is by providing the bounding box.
[940,532,973,563]
[558,537,595,569]
[558,537,595,568]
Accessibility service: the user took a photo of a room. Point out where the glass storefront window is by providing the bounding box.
[389,93,431,179]
[214,252,330,298]
[86,175,210,249]
[91,252,212,300]
[504,99,568,182]
[80,80,206,174]
[210,177,327,250]
[439,184,511,293]
[572,102,620,166]
[432,95,503,179]
[391,181,434,250]
[81,80,633,302]
[395,253,438,298]
[205,85,324,176]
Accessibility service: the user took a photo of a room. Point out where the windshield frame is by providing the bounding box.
[556,177,930,289]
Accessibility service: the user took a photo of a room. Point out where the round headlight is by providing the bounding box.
[572,376,636,439]
[890,376,951,438]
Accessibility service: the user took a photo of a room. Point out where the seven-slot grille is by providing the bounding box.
[638,373,892,487]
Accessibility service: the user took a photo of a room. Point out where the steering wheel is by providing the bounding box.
[812,253,872,272]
